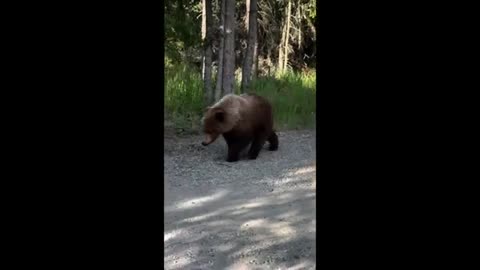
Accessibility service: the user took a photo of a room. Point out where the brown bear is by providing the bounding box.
[201,93,279,162]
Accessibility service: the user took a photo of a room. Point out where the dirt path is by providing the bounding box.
[164,130,316,269]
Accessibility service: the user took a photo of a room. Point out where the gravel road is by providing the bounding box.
[164,129,316,270]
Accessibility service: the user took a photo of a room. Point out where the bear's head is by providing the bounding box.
[201,105,240,146]
[201,107,227,146]
[201,94,244,146]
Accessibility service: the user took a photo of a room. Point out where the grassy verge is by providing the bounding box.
[164,61,204,134]
[251,71,316,130]
[165,61,316,134]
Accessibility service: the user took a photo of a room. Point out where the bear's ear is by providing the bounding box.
[214,110,225,122]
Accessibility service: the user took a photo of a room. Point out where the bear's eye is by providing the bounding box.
[215,111,225,122]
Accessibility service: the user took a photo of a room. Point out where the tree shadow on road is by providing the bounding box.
[164,164,316,270]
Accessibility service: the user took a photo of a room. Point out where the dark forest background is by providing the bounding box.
[165,0,316,134]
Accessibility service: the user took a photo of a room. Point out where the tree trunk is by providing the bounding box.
[221,0,235,95]
[240,0,249,93]
[245,0,250,28]
[267,49,272,76]
[202,0,207,80]
[283,0,292,72]
[277,19,286,73]
[297,0,302,50]
[178,0,184,13]
[240,0,250,93]
[202,0,214,105]
[252,40,258,79]
[241,0,257,93]
[306,16,316,41]
[214,0,226,101]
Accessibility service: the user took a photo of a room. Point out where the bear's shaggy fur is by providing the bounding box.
[201,93,278,162]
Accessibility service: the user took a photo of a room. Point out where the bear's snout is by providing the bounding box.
[202,133,218,146]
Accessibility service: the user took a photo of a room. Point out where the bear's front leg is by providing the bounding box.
[248,137,266,160]
[226,143,242,162]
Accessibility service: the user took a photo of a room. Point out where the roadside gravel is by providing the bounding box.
[164,129,316,270]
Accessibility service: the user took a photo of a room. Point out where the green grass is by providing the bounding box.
[250,71,316,130]
[165,61,316,133]
[165,61,204,133]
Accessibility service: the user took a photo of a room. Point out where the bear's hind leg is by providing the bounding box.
[267,131,279,151]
